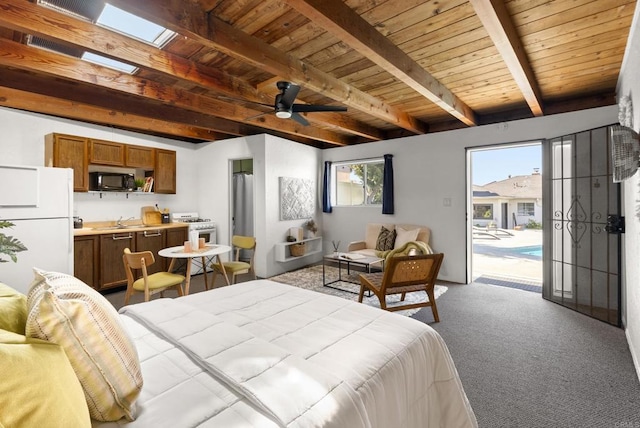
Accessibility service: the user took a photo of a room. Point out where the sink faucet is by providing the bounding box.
[117,216,135,227]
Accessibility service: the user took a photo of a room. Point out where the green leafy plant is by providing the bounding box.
[0,221,28,263]
[134,178,145,189]
[526,219,542,229]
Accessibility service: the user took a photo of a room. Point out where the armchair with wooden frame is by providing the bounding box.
[358,253,444,322]
[122,248,185,305]
[210,235,256,286]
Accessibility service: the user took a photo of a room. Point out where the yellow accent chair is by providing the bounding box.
[122,248,185,305]
[358,253,444,322]
[211,235,257,286]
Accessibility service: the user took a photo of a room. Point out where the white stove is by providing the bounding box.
[172,212,217,275]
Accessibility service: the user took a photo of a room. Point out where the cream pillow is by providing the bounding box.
[394,227,420,249]
[0,282,27,334]
[26,269,143,422]
[0,329,91,427]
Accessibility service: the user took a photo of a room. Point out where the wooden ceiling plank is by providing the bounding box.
[285,0,477,126]
[0,38,350,146]
[0,0,381,141]
[0,85,221,141]
[470,0,543,116]
[108,0,428,134]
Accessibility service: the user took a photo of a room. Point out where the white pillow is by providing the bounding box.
[25,269,143,422]
[394,227,420,249]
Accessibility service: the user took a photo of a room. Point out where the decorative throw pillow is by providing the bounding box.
[394,227,420,249]
[25,269,143,422]
[376,226,397,251]
[0,283,28,334]
[0,329,91,427]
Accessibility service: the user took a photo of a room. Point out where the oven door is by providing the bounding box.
[190,227,217,275]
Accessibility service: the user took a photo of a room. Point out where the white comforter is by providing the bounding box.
[95,280,476,427]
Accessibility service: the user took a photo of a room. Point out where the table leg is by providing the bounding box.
[201,256,210,290]
[184,259,193,295]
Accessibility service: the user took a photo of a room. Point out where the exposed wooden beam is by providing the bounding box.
[0,38,350,146]
[107,0,428,134]
[0,66,261,139]
[285,0,477,126]
[0,0,380,141]
[0,85,224,141]
[470,0,544,116]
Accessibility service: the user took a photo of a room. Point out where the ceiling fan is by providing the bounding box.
[234,81,347,126]
[610,124,640,182]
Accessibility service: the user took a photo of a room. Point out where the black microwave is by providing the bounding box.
[89,172,136,191]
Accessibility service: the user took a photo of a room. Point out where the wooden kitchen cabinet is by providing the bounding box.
[99,231,135,290]
[89,139,125,166]
[134,229,165,274]
[45,133,89,192]
[125,144,155,169]
[154,149,177,194]
[74,235,99,288]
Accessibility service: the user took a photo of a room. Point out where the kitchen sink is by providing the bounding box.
[92,225,141,230]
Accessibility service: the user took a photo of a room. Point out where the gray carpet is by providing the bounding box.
[413,282,640,427]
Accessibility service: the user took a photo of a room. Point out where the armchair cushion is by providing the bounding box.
[394,227,420,249]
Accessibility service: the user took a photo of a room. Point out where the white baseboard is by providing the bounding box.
[625,328,640,383]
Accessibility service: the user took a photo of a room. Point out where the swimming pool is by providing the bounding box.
[514,245,542,257]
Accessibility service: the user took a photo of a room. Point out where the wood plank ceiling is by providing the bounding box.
[0,0,635,148]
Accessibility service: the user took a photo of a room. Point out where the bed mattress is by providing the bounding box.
[94,279,476,427]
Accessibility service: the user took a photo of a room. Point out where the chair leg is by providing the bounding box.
[358,285,366,302]
[124,287,133,306]
[427,288,439,322]
[400,291,407,301]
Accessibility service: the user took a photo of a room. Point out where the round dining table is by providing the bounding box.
[158,243,232,295]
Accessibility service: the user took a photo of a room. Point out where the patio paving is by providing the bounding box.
[472,229,542,290]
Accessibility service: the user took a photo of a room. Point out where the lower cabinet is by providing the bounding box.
[74,226,188,292]
[99,232,135,290]
[74,235,99,287]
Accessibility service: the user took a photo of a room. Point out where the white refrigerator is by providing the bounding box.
[0,165,74,294]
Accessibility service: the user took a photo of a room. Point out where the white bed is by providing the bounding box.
[95,279,477,427]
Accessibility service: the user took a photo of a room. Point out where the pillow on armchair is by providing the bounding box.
[394,227,420,249]
[375,226,397,251]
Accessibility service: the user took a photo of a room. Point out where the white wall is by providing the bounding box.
[0,107,200,222]
[195,133,322,278]
[321,105,618,284]
[617,0,640,380]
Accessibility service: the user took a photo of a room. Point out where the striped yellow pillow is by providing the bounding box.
[26,269,143,422]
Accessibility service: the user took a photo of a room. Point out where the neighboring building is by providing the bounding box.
[473,170,542,229]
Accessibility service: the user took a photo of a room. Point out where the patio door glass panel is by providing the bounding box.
[542,125,621,326]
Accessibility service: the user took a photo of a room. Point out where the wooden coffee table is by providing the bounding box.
[323,253,384,294]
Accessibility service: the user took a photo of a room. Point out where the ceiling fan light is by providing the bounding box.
[275,110,292,119]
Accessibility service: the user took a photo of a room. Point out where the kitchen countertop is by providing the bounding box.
[74,221,188,236]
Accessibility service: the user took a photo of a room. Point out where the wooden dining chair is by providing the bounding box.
[122,248,185,305]
[210,235,256,286]
[358,253,444,321]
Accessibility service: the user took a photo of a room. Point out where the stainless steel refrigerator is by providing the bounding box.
[0,165,73,293]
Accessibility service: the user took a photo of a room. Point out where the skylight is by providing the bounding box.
[34,1,176,74]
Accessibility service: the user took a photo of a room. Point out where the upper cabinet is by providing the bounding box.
[125,145,155,169]
[45,133,176,194]
[44,133,89,192]
[89,139,125,166]
[154,149,177,194]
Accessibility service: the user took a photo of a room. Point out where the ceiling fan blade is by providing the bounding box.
[280,83,300,107]
[244,112,270,122]
[292,104,348,113]
[291,112,310,126]
[218,95,273,110]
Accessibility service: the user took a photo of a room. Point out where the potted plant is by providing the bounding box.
[305,219,318,238]
[0,221,27,263]
[134,178,145,191]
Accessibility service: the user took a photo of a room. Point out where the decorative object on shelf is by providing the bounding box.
[289,242,306,257]
[134,178,145,192]
[331,240,340,256]
[0,221,27,263]
[286,235,297,243]
[305,219,318,238]
[288,226,304,241]
[143,177,154,192]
